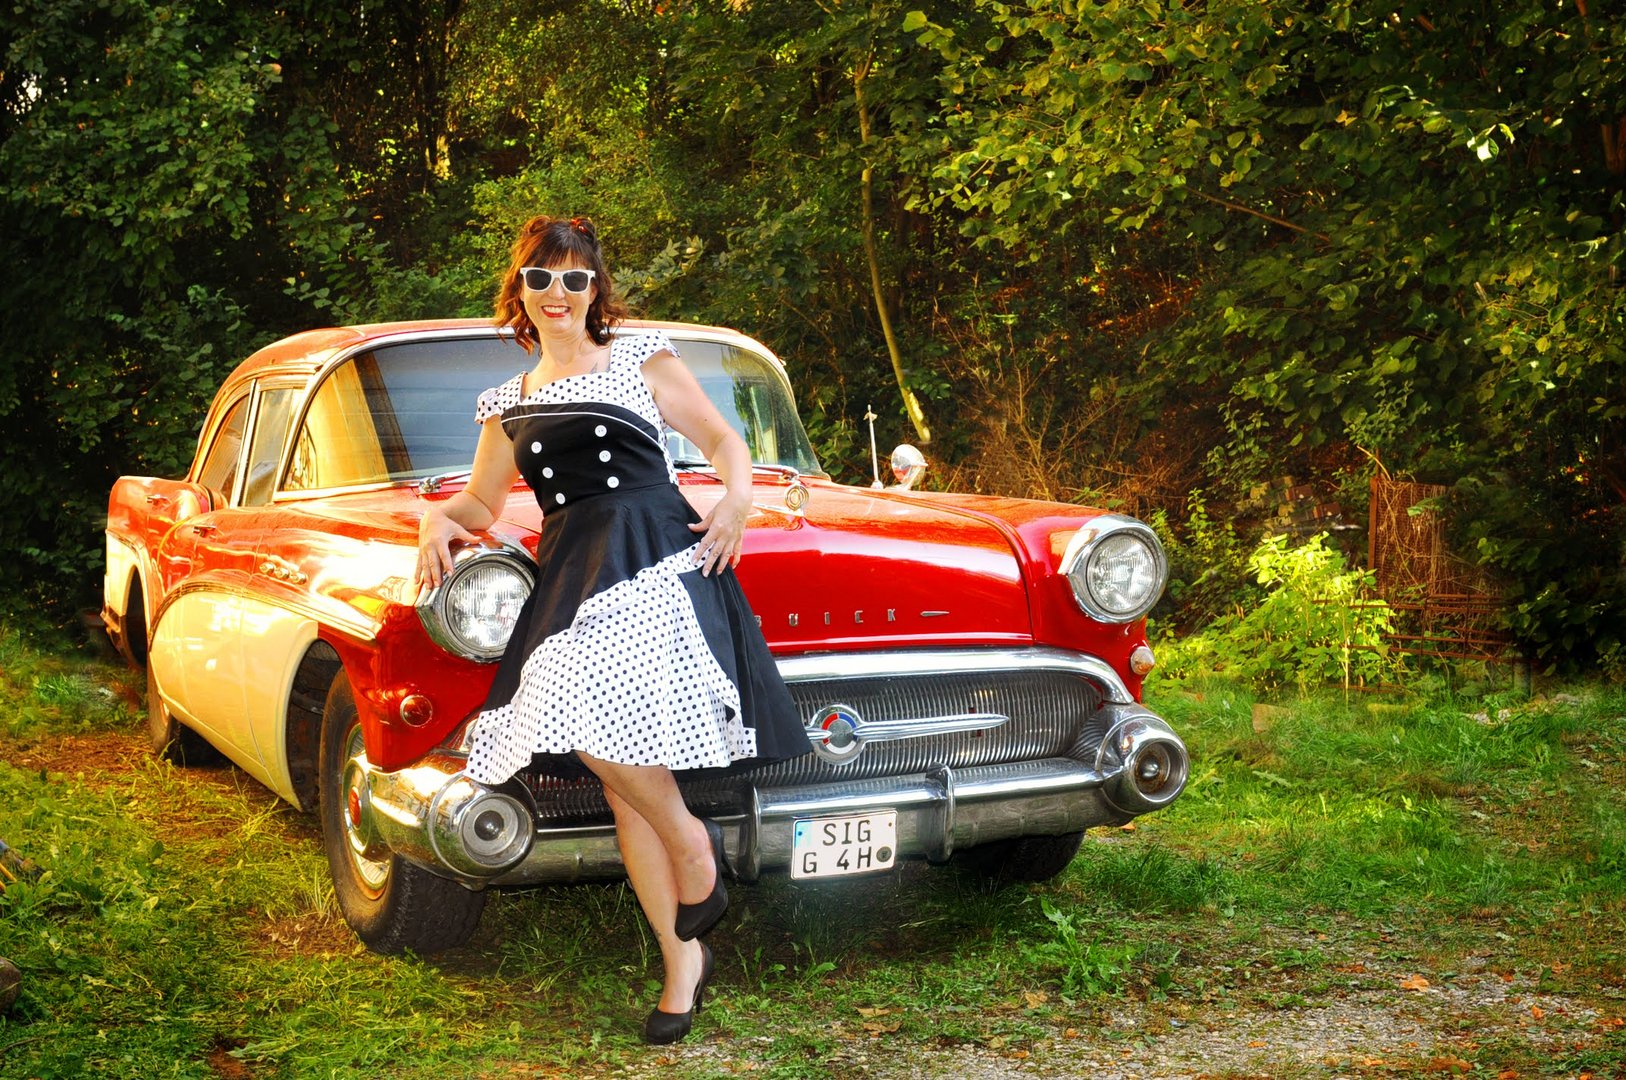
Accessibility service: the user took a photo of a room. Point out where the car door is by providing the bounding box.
[230,381,316,803]
[151,384,282,778]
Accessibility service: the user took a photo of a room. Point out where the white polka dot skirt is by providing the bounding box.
[465,549,758,785]
[462,331,809,784]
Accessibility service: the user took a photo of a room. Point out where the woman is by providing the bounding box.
[415,215,807,1043]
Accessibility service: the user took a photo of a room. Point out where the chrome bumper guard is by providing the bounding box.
[354,701,1187,888]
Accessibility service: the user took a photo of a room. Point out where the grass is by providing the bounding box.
[2,624,1625,1078]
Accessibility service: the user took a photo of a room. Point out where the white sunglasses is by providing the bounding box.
[519,267,596,294]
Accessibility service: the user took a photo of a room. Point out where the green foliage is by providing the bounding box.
[1154,490,1260,632]
[0,0,400,622]
[3,0,1624,665]
[1025,897,1136,998]
[902,0,1626,663]
[1161,533,1397,692]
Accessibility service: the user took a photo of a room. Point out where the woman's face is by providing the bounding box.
[521,259,598,348]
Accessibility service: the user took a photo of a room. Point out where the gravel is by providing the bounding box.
[628,932,1618,1079]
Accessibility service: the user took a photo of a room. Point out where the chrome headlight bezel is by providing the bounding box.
[1058,516,1169,624]
[416,543,536,662]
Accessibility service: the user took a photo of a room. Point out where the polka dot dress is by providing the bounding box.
[462,331,807,786]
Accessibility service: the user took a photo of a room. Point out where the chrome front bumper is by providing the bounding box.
[350,702,1188,888]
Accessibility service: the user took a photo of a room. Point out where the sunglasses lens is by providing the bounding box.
[562,270,591,293]
[521,268,550,291]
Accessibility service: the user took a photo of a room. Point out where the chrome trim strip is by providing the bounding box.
[776,647,1135,705]
[803,712,1009,746]
[151,579,378,643]
[106,529,143,558]
[272,478,408,503]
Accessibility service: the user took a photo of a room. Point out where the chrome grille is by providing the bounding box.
[516,669,1107,822]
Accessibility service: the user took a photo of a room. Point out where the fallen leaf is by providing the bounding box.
[855,1006,890,1018]
[1400,974,1432,991]
[862,1020,901,1035]
[987,1035,1008,1050]
[1248,1039,1268,1048]
[1063,1028,1079,1038]
[1498,1071,1519,1079]
[1120,821,1137,832]
[1427,1057,1471,1074]
[1530,1005,1545,1021]
[1023,990,1049,1009]
[1593,1017,1624,1032]
[1009,1050,1030,1060]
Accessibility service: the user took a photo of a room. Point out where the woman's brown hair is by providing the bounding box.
[494,215,627,351]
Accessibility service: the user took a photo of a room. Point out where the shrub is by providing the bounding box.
[1160,532,1399,692]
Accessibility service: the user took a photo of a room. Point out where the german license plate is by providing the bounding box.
[790,811,897,879]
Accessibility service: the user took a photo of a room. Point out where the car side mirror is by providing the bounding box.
[888,444,927,490]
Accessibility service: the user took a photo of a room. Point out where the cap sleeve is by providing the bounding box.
[617,330,680,369]
[475,373,526,425]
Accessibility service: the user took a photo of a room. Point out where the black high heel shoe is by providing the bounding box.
[674,818,729,941]
[642,940,714,1045]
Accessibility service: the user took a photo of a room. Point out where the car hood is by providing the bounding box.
[289,476,1036,653]
[491,477,1034,653]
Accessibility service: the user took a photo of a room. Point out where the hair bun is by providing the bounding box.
[568,216,598,242]
[521,214,553,237]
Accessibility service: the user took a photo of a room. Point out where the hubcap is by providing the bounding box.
[339,726,390,892]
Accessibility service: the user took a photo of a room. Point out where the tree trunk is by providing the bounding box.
[854,54,930,445]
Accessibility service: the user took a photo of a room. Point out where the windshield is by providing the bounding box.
[279,330,822,494]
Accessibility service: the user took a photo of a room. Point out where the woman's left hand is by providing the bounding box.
[689,492,751,576]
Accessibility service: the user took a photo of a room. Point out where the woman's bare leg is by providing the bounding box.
[580,753,719,1014]
[603,784,707,1012]
[578,752,718,908]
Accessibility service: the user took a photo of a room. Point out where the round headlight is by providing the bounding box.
[1060,517,1168,623]
[418,549,535,661]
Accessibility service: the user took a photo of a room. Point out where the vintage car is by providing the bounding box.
[102,318,1188,954]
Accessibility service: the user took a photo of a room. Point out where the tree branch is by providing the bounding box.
[1189,189,1331,242]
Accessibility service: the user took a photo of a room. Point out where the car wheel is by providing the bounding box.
[318,672,486,955]
[116,580,147,669]
[958,831,1086,885]
[146,658,221,765]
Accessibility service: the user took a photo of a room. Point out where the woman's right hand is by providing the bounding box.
[417,508,480,589]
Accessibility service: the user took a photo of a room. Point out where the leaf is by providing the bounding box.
[901,10,928,32]
[1399,973,1431,991]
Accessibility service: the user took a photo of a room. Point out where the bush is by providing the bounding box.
[1160,532,1399,692]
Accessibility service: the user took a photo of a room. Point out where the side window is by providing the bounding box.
[241,388,298,507]
[196,396,250,502]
